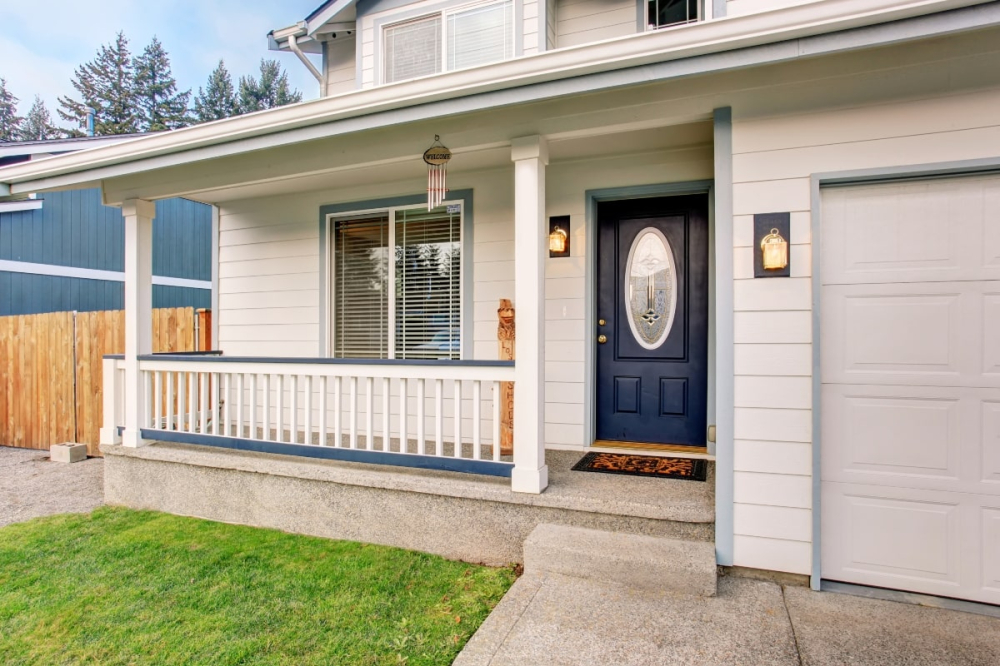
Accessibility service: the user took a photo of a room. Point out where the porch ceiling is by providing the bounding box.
[164,122,715,204]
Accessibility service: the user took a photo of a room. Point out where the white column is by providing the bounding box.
[122,199,155,448]
[511,136,549,494]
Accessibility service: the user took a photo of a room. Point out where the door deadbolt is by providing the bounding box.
[598,319,606,326]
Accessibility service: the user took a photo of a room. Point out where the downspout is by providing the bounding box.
[288,35,323,84]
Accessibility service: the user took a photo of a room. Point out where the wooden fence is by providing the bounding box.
[0,308,211,455]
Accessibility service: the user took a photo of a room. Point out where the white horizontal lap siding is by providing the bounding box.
[218,196,321,357]
[730,85,1000,576]
[324,36,357,96]
[555,0,636,49]
[523,0,540,54]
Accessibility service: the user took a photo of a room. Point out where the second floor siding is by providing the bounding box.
[310,0,915,94]
[555,0,637,49]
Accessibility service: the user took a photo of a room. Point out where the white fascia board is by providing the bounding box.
[0,199,43,212]
[0,259,212,290]
[0,135,136,159]
[306,0,356,36]
[0,0,993,195]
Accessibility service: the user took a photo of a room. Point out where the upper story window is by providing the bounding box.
[383,0,514,84]
[647,0,700,30]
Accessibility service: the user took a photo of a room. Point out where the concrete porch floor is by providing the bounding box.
[456,572,1000,666]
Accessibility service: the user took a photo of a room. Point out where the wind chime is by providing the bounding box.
[423,135,452,211]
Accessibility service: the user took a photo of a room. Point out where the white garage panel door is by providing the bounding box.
[820,174,1000,605]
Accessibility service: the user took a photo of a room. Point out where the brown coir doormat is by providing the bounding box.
[571,452,707,481]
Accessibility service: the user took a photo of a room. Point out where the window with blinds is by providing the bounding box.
[382,1,513,84]
[332,204,462,361]
[384,16,442,84]
[333,214,390,358]
[447,1,513,71]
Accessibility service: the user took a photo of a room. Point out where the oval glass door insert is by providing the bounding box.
[625,227,677,350]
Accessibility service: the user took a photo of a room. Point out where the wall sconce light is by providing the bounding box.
[761,228,788,270]
[753,212,791,278]
[549,216,570,258]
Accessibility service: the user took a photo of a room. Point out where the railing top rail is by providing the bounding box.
[104,351,224,360]
[137,355,514,368]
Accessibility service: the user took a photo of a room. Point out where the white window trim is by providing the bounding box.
[381,0,516,85]
[326,199,466,360]
[644,0,703,32]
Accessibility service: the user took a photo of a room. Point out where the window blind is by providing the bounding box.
[384,16,442,84]
[333,214,390,359]
[395,207,461,360]
[447,1,513,71]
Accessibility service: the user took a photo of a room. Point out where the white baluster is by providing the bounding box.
[165,371,174,431]
[199,372,208,434]
[399,378,408,453]
[365,377,374,450]
[153,371,162,430]
[143,370,152,429]
[304,375,312,445]
[349,376,358,449]
[472,380,482,460]
[249,374,258,439]
[290,375,299,444]
[333,376,342,447]
[434,379,443,457]
[222,373,231,437]
[319,376,328,446]
[177,372,186,432]
[416,379,426,455]
[262,374,271,441]
[276,375,285,443]
[453,379,462,458]
[382,378,390,452]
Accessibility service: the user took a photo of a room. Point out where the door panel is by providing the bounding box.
[595,195,708,446]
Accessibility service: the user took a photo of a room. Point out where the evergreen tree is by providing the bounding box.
[134,37,192,131]
[236,59,302,114]
[58,32,138,136]
[0,78,21,142]
[193,60,236,122]
[18,96,59,141]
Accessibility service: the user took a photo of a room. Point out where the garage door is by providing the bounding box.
[820,173,1000,605]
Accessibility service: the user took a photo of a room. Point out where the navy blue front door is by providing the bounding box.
[596,195,709,446]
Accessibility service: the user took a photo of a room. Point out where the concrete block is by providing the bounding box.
[50,443,88,464]
[524,523,718,596]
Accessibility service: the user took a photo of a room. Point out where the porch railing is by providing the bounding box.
[102,355,515,476]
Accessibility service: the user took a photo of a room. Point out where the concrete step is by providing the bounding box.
[523,523,717,597]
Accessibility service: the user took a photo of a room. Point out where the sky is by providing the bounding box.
[0,0,323,130]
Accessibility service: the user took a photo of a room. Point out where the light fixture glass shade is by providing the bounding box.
[549,226,568,253]
[761,228,788,270]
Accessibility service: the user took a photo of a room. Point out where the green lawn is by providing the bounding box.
[0,508,516,665]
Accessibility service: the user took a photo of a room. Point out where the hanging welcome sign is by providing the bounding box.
[424,135,451,211]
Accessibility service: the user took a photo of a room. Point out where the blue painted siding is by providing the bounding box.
[0,274,211,316]
[0,188,212,316]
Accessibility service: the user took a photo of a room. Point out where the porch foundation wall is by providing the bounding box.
[102,443,713,566]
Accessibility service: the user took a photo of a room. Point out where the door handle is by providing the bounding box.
[597,335,608,344]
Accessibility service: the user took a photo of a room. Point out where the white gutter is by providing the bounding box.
[0,0,992,194]
[289,34,324,83]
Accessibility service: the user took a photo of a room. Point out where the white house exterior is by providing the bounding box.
[3,0,1000,607]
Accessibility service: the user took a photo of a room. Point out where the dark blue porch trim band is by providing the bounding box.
[133,354,514,367]
[137,429,515,478]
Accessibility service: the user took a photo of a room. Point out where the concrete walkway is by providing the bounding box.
[0,446,104,528]
[457,572,1000,666]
